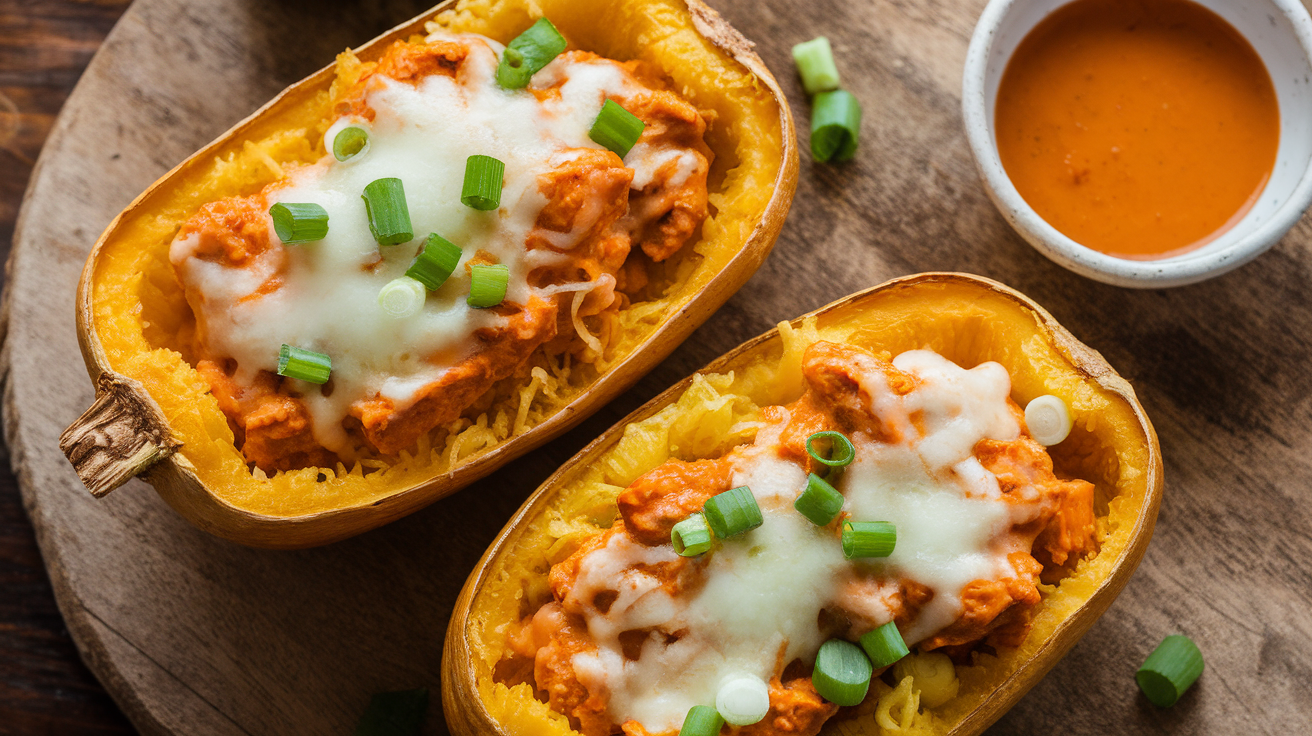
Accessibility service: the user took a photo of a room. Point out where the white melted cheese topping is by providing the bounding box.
[566,350,1032,732]
[169,33,684,454]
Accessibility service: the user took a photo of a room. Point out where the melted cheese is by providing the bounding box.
[564,350,1040,732]
[170,33,676,454]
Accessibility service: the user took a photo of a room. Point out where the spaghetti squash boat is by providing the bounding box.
[60,0,796,548]
[443,273,1163,736]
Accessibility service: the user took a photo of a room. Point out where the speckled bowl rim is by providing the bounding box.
[962,0,1312,288]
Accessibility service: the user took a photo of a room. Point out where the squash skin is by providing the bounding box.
[66,0,798,548]
[441,272,1164,736]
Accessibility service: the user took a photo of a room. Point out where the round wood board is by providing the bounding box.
[7,0,1312,733]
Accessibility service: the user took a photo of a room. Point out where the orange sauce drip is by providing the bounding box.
[995,0,1280,260]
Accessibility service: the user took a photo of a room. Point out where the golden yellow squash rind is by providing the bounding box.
[72,0,797,547]
[442,273,1163,736]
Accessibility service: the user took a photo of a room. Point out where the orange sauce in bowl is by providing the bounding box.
[995,0,1280,260]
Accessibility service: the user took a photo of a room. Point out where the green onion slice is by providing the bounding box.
[1136,635,1204,707]
[269,202,329,244]
[842,520,896,559]
[811,89,862,163]
[589,99,645,158]
[277,344,331,384]
[715,675,770,726]
[806,431,856,468]
[461,155,506,211]
[678,705,724,736]
[361,178,414,245]
[792,37,841,95]
[1025,394,1073,446]
[378,276,427,318]
[671,513,713,556]
[795,473,844,526]
[354,688,428,736]
[860,621,910,668]
[333,126,370,162]
[812,639,872,706]
[702,486,763,539]
[496,17,568,89]
[467,263,510,308]
[406,234,463,291]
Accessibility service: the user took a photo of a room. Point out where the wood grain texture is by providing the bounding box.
[5,1,1312,736]
[0,1,135,733]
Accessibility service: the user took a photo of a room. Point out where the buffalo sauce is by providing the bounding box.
[995,0,1279,260]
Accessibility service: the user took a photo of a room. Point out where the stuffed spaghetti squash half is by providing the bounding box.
[61,0,796,548]
[443,273,1162,736]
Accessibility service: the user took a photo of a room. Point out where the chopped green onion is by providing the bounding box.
[378,276,427,318]
[361,178,414,245]
[812,639,872,706]
[1025,394,1073,446]
[406,234,462,291]
[806,431,856,468]
[715,675,770,726]
[496,17,569,89]
[269,202,329,244]
[792,37,841,95]
[811,90,862,163]
[795,473,844,526]
[671,513,713,556]
[467,263,510,308]
[333,126,369,162]
[589,99,645,158]
[860,621,910,668]
[678,705,724,736]
[354,688,428,736]
[1136,635,1204,707]
[277,344,331,384]
[702,486,763,539]
[461,155,506,211]
[842,520,896,559]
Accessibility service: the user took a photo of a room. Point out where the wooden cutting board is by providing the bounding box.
[8,0,1311,733]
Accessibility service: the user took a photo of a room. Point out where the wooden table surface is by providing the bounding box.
[1,4,133,733]
[7,0,1312,735]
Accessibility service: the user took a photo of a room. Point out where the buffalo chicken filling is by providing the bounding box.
[505,341,1099,735]
[169,33,711,471]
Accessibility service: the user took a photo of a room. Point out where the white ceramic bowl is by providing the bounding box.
[963,0,1312,287]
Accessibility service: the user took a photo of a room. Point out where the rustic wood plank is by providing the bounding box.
[0,1,136,733]
[6,0,1312,734]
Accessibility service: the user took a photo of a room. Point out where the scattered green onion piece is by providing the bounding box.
[461,155,506,211]
[795,473,844,526]
[811,90,862,163]
[378,276,427,318]
[589,99,645,158]
[496,17,569,89]
[715,675,770,726]
[1136,635,1204,707]
[467,263,510,308]
[406,234,463,291]
[361,178,414,245]
[806,430,856,468]
[678,705,725,736]
[333,126,369,162]
[702,486,763,539]
[268,202,329,244]
[812,639,872,706]
[792,37,841,95]
[671,513,713,557]
[1025,394,1073,446]
[860,621,910,669]
[277,344,331,385]
[354,688,428,736]
[842,520,896,559]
